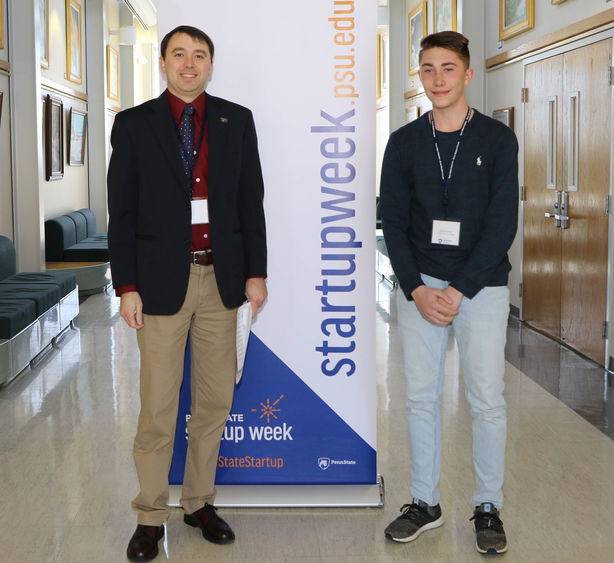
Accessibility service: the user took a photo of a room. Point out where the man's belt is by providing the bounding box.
[191,250,213,266]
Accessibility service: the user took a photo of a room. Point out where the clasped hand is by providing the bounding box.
[411,285,463,326]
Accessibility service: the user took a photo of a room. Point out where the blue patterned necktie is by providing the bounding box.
[179,103,195,179]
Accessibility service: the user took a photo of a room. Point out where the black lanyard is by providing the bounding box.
[429,106,471,216]
[173,105,208,184]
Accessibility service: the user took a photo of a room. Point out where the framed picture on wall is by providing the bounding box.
[68,108,87,166]
[499,0,534,41]
[45,94,64,181]
[377,33,383,100]
[39,0,49,69]
[107,45,119,101]
[382,33,388,90]
[434,0,457,33]
[0,0,4,50]
[492,107,515,131]
[66,0,82,83]
[0,92,3,128]
[408,1,427,75]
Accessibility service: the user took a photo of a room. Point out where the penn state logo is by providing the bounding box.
[318,457,331,470]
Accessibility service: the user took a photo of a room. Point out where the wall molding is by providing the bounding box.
[40,77,88,103]
[486,7,614,69]
[0,59,9,73]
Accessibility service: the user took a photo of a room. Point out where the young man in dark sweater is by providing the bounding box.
[380,31,518,555]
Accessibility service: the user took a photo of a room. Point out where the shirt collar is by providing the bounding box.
[167,89,206,123]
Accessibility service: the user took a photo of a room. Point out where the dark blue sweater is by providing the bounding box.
[380,109,519,300]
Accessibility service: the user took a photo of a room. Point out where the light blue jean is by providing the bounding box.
[396,274,508,509]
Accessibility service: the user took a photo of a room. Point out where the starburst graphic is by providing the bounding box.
[252,395,284,424]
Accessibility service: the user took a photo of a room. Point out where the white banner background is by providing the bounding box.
[157,0,376,452]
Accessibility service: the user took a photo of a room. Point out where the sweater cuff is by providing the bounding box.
[450,278,481,300]
[115,284,139,297]
[401,274,424,301]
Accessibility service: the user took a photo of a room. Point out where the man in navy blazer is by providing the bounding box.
[107,25,267,562]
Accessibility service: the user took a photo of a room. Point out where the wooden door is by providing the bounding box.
[523,39,611,365]
[523,54,564,339]
[560,41,611,362]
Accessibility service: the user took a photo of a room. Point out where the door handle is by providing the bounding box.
[544,191,562,227]
[544,191,569,228]
[545,212,569,220]
[544,212,567,227]
[560,191,569,229]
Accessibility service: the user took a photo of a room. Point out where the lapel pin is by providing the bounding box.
[476,156,482,166]
[220,117,228,123]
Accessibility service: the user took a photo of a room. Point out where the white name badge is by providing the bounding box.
[191,198,209,225]
[431,219,461,246]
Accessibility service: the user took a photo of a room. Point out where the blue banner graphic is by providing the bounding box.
[169,334,376,485]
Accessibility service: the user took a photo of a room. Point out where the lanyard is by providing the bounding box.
[173,105,208,184]
[429,106,471,215]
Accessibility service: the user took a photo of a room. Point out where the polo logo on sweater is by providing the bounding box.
[476,156,482,166]
[220,117,229,123]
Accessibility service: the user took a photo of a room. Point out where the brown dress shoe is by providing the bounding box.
[184,503,235,544]
[126,524,164,562]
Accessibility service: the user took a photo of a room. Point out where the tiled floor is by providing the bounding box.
[0,280,613,562]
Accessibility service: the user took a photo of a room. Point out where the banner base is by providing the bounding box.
[169,474,384,508]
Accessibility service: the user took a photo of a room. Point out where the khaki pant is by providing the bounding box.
[132,264,238,525]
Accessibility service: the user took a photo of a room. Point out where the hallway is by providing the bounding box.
[0,280,612,562]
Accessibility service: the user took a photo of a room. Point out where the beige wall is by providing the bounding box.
[36,0,156,222]
[485,62,524,310]
[133,26,159,106]
[485,0,612,60]
[104,0,120,108]
[0,0,11,239]
[40,90,90,219]
[44,0,87,94]
[38,0,89,220]
[1,0,11,239]
[0,71,12,240]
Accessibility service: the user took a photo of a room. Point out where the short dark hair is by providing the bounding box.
[419,31,470,68]
[160,25,215,60]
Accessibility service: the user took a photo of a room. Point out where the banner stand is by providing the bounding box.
[169,475,384,508]
[160,0,379,508]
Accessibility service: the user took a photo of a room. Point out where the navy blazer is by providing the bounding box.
[107,91,267,314]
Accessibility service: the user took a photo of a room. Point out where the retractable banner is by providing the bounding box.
[162,0,376,490]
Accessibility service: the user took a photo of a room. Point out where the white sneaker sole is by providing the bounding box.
[386,516,444,543]
[476,542,508,555]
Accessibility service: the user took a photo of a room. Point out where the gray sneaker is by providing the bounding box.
[470,503,508,554]
[384,499,444,542]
